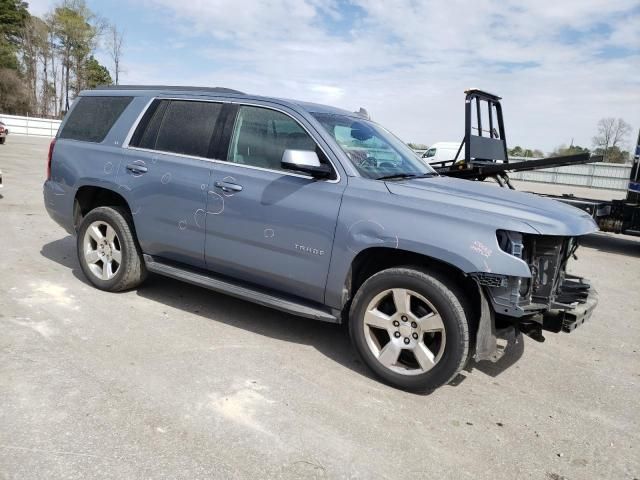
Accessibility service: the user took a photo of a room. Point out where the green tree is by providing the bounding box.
[551,145,590,157]
[509,146,544,158]
[85,55,112,88]
[593,146,629,164]
[592,118,632,162]
[0,0,29,113]
[0,0,29,37]
[0,0,121,116]
[508,145,523,157]
[0,67,30,113]
[0,0,29,63]
[52,0,100,111]
[21,15,49,112]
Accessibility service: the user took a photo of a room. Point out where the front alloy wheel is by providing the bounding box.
[349,267,470,392]
[363,288,446,375]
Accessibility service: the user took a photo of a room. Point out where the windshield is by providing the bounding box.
[312,113,436,180]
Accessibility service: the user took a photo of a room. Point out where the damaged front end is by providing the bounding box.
[472,230,598,362]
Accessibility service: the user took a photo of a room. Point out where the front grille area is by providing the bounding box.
[522,235,577,308]
[473,272,508,288]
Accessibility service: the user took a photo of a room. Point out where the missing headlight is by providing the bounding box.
[496,230,524,258]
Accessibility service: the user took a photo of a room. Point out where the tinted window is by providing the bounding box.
[59,96,132,142]
[153,100,222,157]
[425,148,436,158]
[228,106,318,172]
[129,99,168,150]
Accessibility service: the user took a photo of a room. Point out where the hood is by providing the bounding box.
[386,176,598,236]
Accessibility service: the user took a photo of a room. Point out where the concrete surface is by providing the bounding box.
[1,135,639,480]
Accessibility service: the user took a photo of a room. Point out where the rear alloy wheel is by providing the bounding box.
[77,206,146,292]
[83,220,122,281]
[349,267,470,392]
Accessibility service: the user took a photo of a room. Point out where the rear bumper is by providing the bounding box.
[43,180,75,234]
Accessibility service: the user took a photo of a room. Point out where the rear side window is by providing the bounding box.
[130,99,222,158]
[59,96,132,142]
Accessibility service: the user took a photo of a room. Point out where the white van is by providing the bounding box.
[421,142,462,164]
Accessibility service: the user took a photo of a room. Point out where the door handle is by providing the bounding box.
[126,163,148,174]
[214,181,243,193]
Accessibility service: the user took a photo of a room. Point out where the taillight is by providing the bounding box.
[47,138,56,180]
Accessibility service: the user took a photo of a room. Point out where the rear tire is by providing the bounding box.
[349,267,470,393]
[77,206,146,292]
[0,137,5,145]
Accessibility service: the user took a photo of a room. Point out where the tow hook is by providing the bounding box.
[519,321,546,343]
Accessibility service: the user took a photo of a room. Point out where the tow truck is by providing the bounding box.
[431,89,640,236]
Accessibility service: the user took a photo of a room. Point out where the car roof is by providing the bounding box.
[86,85,360,118]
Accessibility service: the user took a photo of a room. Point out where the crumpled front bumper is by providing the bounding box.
[553,287,598,332]
[542,278,598,333]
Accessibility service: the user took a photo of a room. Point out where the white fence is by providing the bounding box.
[0,113,61,138]
[411,151,633,192]
[508,160,632,191]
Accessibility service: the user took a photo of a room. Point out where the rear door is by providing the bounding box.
[119,98,223,268]
[203,103,346,303]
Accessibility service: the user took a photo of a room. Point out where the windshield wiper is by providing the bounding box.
[376,172,437,181]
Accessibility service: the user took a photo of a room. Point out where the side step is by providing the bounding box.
[143,255,339,323]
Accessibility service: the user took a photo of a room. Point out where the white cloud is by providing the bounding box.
[131,0,638,152]
[38,0,638,153]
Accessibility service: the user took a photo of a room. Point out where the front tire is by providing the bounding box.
[77,206,146,292]
[349,267,470,393]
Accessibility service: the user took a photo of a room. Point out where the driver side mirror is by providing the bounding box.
[281,149,332,179]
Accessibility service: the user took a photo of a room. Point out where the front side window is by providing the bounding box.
[130,100,222,158]
[425,148,436,158]
[227,106,323,173]
[60,96,132,143]
[312,113,435,179]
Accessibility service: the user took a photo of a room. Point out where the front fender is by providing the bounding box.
[324,178,532,308]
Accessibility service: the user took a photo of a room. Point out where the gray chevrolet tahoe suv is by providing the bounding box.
[44,86,598,392]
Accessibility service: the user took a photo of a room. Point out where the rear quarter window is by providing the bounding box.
[59,96,133,143]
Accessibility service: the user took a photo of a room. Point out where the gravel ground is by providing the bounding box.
[1,135,639,479]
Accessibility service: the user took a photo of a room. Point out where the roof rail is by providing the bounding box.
[93,85,245,95]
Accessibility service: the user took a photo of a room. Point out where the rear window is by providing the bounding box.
[59,96,133,142]
[130,99,222,158]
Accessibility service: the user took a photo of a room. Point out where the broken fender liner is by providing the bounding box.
[473,283,521,362]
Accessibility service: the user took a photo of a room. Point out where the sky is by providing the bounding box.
[27,0,640,153]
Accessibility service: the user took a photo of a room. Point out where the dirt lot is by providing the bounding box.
[1,135,639,479]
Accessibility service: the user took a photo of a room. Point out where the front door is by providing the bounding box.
[204,104,346,303]
[119,98,223,268]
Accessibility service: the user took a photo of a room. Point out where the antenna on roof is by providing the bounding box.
[355,107,370,120]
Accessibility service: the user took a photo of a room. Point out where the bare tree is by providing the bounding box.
[107,24,124,85]
[592,117,632,161]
